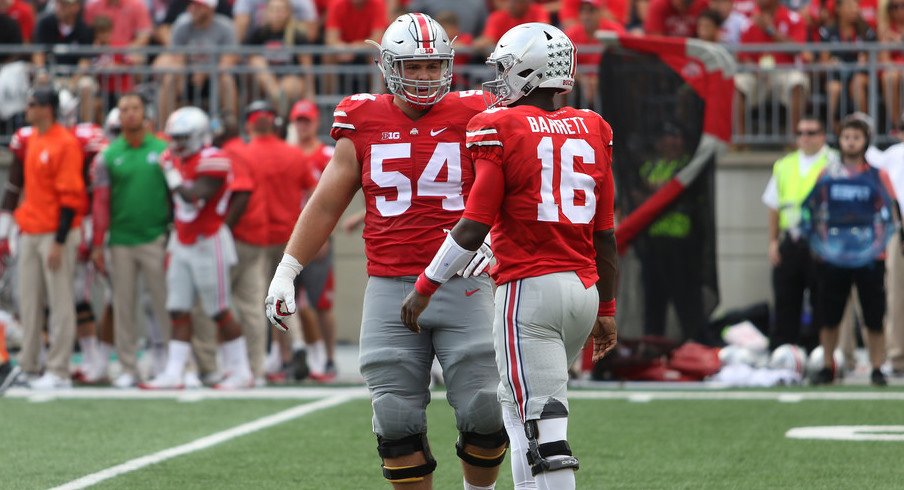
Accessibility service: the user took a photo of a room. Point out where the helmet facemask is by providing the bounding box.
[383,52,453,107]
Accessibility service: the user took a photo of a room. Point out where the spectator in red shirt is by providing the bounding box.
[696,8,721,40]
[323,0,387,93]
[564,0,625,110]
[0,0,33,43]
[86,16,135,113]
[435,10,473,87]
[644,0,708,36]
[84,0,152,51]
[734,0,810,137]
[880,0,904,130]
[475,0,550,50]
[819,0,875,132]
[560,0,629,29]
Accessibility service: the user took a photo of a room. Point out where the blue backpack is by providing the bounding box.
[801,167,898,268]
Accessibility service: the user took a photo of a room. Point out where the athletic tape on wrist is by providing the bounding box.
[424,233,477,284]
[275,253,303,280]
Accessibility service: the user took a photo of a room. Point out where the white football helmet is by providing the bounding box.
[483,23,576,108]
[165,106,211,157]
[768,344,808,376]
[104,107,121,139]
[367,13,454,107]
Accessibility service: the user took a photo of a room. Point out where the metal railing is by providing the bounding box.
[0,42,901,147]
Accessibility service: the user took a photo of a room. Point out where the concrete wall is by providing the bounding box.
[0,148,785,343]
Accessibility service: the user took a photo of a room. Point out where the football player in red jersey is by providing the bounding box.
[266,13,507,490]
[141,106,254,390]
[401,23,619,490]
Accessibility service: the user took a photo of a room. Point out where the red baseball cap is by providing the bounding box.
[290,100,319,121]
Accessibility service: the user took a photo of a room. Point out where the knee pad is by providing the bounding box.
[524,400,579,476]
[377,433,437,484]
[459,387,503,434]
[76,302,95,325]
[524,420,579,476]
[371,392,428,440]
[456,429,509,468]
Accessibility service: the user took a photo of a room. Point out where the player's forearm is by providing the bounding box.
[224,191,250,228]
[91,187,110,247]
[768,209,780,242]
[2,157,23,212]
[594,229,618,303]
[450,218,490,251]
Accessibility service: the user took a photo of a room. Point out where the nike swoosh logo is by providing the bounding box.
[465,288,480,297]
[430,127,448,137]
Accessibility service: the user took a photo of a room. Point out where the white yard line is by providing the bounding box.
[6,386,904,402]
[48,394,355,490]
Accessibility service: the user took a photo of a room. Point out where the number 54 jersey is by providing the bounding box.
[330,91,488,277]
[463,106,616,288]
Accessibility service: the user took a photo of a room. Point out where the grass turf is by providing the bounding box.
[4,393,904,489]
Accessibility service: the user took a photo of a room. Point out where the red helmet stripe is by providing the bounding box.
[413,13,432,49]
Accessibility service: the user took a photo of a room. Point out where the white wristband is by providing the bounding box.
[425,233,477,283]
[274,253,303,280]
[0,212,12,240]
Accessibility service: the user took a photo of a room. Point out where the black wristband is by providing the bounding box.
[55,207,75,244]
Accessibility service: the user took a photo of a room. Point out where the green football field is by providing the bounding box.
[3,386,904,489]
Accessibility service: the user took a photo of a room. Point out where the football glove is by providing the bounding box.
[161,158,183,191]
[460,236,493,278]
[265,253,303,332]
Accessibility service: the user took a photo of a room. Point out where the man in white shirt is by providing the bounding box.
[762,116,835,351]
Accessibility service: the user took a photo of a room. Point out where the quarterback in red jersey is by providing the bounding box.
[266,13,507,489]
[141,106,253,390]
[402,23,618,490]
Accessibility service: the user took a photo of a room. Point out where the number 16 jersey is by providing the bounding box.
[463,105,616,288]
[330,91,488,277]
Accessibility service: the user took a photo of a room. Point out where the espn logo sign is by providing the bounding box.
[382,132,401,140]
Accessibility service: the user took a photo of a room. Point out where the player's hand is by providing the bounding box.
[161,159,183,191]
[265,277,296,333]
[589,316,617,363]
[77,241,91,263]
[265,254,303,332]
[91,248,106,275]
[401,290,430,334]
[460,237,493,278]
[47,242,63,271]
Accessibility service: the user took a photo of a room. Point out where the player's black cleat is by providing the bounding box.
[871,368,888,387]
[811,367,834,386]
[291,349,309,381]
[0,362,21,395]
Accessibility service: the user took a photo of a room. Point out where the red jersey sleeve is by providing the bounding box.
[462,159,505,226]
[195,150,231,178]
[465,109,506,165]
[330,94,372,143]
[9,127,32,161]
